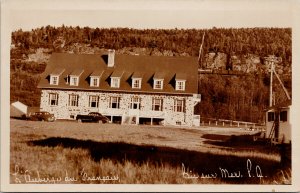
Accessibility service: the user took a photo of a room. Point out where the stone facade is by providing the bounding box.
[40,89,198,126]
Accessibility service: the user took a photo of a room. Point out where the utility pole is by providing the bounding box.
[198,32,205,66]
[264,55,282,107]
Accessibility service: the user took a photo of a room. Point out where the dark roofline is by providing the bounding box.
[38,87,195,96]
[38,52,199,94]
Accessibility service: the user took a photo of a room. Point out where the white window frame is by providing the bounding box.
[90,76,100,87]
[109,96,120,109]
[174,99,185,112]
[70,76,79,86]
[132,78,142,89]
[68,94,79,107]
[152,98,163,111]
[49,93,58,106]
[176,80,186,91]
[130,97,141,109]
[153,79,163,90]
[50,75,59,85]
[111,77,120,88]
[89,95,99,108]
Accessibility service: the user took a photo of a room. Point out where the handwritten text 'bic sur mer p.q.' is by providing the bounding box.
[181,159,267,180]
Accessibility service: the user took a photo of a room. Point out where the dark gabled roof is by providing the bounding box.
[90,70,104,77]
[111,70,124,78]
[175,72,187,80]
[51,68,65,76]
[153,72,165,79]
[38,52,199,94]
[70,69,84,76]
[132,71,144,79]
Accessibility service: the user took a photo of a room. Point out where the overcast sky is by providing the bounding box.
[5,0,294,31]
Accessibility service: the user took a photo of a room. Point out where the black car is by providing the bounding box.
[76,112,110,123]
[29,111,56,122]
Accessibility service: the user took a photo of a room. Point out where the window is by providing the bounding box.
[132,78,141,89]
[49,93,58,106]
[280,111,287,122]
[174,99,185,112]
[268,112,275,122]
[90,77,100,87]
[111,78,120,88]
[130,97,141,109]
[176,80,186,91]
[152,98,163,111]
[68,94,79,107]
[89,96,99,108]
[50,76,59,85]
[70,76,79,86]
[154,79,163,89]
[109,96,120,109]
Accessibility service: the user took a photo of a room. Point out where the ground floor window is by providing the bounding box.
[68,94,79,107]
[174,99,185,112]
[130,97,141,109]
[268,112,275,122]
[49,93,58,106]
[109,96,120,109]
[280,111,287,122]
[89,95,99,108]
[152,98,163,111]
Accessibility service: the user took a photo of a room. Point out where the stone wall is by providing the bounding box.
[40,89,197,126]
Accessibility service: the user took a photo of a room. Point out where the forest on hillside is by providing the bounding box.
[10,26,292,122]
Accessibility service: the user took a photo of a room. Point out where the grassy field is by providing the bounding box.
[10,119,291,184]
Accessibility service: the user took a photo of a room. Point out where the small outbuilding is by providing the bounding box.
[10,101,28,118]
[265,102,291,144]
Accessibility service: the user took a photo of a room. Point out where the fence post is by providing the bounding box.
[223,122,225,126]
[215,121,218,126]
[237,122,239,127]
[208,121,210,126]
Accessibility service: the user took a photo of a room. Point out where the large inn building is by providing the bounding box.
[38,50,201,126]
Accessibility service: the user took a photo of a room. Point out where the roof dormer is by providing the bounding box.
[131,72,143,89]
[110,70,123,88]
[90,70,103,87]
[50,68,65,85]
[153,72,164,90]
[175,73,186,91]
[69,69,84,86]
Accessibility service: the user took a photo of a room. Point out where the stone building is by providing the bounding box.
[38,50,201,126]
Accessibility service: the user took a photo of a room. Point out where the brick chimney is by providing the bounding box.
[108,49,115,67]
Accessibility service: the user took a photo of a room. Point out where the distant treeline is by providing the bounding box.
[12,26,291,64]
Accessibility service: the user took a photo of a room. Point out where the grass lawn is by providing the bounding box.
[10,119,291,184]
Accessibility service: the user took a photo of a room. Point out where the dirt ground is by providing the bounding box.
[10,119,261,152]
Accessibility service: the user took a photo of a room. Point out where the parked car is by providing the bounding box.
[76,112,109,123]
[29,111,56,122]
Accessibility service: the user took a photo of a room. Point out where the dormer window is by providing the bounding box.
[70,76,79,86]
[176,80,186,91]
[50,75,59,85]
[153,72,164,90]
[49,68,65,85]
[111,77,120,88]
[90,77,100,87]
[90,70,103,87]
[132,78,142,89]
[69,69,84,87]
[154,79,163,89]
[175,73,186,91]
[110,70,123,88]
